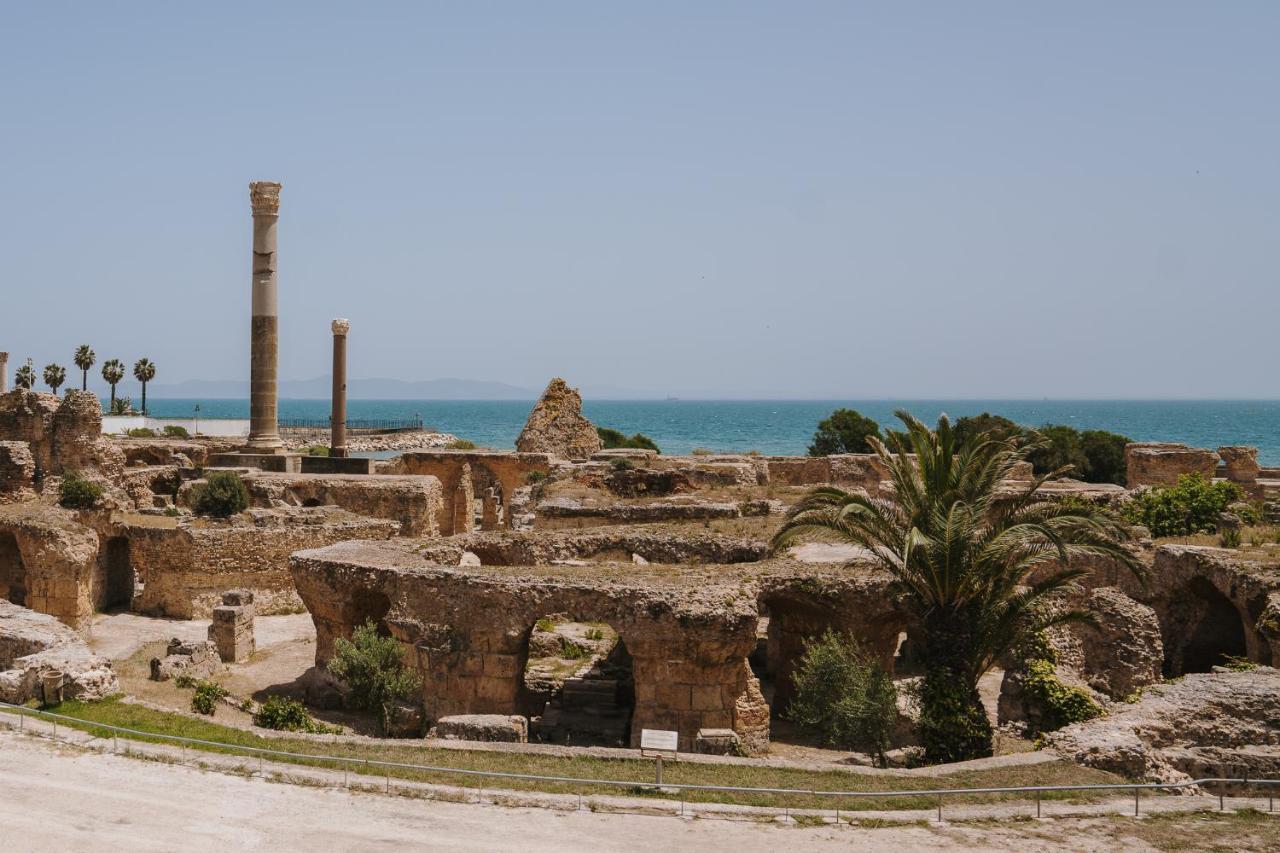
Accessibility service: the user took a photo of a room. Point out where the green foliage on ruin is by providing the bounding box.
[1016,634,1102,733]
[807,408,881,456]
[190,680,229,716]
[1121,474,1245,537]
[303,445,330,457]
[446,438,477,450]
[609,457,635,472]
[161,424,190,439]
[787,630,897,767]
[126,427,157,438]
[773,411,1141,764]
[253,695,336,733]
[57,471,103,509]
[327,620,421,718]
[597,427,660,454]
[191,471,250,518]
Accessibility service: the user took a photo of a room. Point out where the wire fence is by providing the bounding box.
[2,701,1277,823]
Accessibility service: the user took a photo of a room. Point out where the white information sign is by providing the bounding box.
[640,728,679,753]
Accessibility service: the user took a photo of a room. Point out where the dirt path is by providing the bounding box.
[2,731,1277,852]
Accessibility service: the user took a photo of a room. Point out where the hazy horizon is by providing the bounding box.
[4,3,1277,399]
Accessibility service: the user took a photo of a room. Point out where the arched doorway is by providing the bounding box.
[1167,577,1248,675]
[0,532,27,607]
[521,616,634,747]
[97,537,134,612]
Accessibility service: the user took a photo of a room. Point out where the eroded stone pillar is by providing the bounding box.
[330,319,349,458]
[247,181,284,452]
[0,352,8,394]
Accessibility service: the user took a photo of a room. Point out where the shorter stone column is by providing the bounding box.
[451,464,475,534]
[330,319,349,458]
[209,589,256,663]
[0,352,8,394]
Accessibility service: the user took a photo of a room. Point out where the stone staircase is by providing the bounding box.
[535,658,633,747]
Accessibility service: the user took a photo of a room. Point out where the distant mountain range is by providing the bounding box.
[146,376,649,400]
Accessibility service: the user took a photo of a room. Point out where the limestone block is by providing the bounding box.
[208,590,256,663]
[429,713,528,743]
[1218,446,1260,484]
[150,637,221,681]
[694,728,741,755]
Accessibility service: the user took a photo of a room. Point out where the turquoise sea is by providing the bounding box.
[140,399,1280,465]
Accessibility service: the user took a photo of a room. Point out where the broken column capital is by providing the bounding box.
[249,181,282,216]
[331,318,350,336]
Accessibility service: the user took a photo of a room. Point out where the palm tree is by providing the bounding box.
[101,359,126,409]
[43,363,67,396]
[771,411,1143,764]
[133,358,156,415]
[14,360,36,390]
[73,345,96,391]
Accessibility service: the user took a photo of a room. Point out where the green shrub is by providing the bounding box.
[786,630,897,766]
[1122,474,1246,537]
[597,427,660,453]
[304,445,330,457]
[1221,528,1242,548]
[161,425,190,439]
[326,619,421,716]
[446,438,476,450]
[126,427,157,438]
[560,640,589,660]
[109,397,133,416]
[1221,655,1257,672]
[610,458,635,472]
[952,413,1021,448]
[190,680,229,716]
[534,617,556,633]
[191,471,250,518]
[808,409,881,456]
[690,448,713,456]
[526,470,547,484]
[58,472,103,509]
[1228,501,1262,525]
[253,695,336,733]
[584,628,605,641]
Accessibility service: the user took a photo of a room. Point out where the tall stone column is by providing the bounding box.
[0,352,8,394]
[247,181,284,452]
[330,319,349,458]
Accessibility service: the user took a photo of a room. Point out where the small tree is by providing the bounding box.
[133,358,156,415]
[73,345,96,391]
[101,359,126,409]
[14,361,36,390]
[192,471,250,518]
[952,413,1022,448]
[327,619,421,719]
[110,396,133,416]
[43,363,67,396]
[787,630,898,766]
[808,408,881,456]
[597,427,661,453]
[1122,474,1245,537]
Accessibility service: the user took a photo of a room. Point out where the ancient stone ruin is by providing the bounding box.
[515,378,602,460]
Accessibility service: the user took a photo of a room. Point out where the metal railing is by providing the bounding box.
[278,416,425,436]
[2,701,1276,822]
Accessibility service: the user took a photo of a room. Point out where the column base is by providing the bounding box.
[209,452,301,473]
[243,435,286,453]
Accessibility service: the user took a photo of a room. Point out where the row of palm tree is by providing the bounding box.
[10,346,156,415]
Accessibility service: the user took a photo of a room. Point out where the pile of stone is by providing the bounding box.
[282,431,458,453]
[149,637,221,682]
[0,599,118,704]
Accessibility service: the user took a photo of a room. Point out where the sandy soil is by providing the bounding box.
[3,731,1276,852]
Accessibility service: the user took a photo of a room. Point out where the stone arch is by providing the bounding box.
[95,536,134,612]
[301,497,324,508]
[519,615,634,746]
[348,587,392,637]
[469,464,506,531]
[0,531,27,606]
[1166,576,1248,675]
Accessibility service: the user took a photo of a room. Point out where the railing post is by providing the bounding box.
[1134,787,1139,816]
[937,792,943,822]
[1036,790,1041,818]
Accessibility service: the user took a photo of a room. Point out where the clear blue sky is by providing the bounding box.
[2,2,1276,399]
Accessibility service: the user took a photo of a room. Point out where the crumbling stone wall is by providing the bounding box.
[126,508,399,619]
[515,378,602,460]
[0,389,122,479]
[0,599,118,703]
[290,541,771,754]
[1125,443,1219,489]
[0,505,100,629]
[235,471,444,537]
[397,450,551,535]
[0,442,36,500]
[420,528,768,567]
